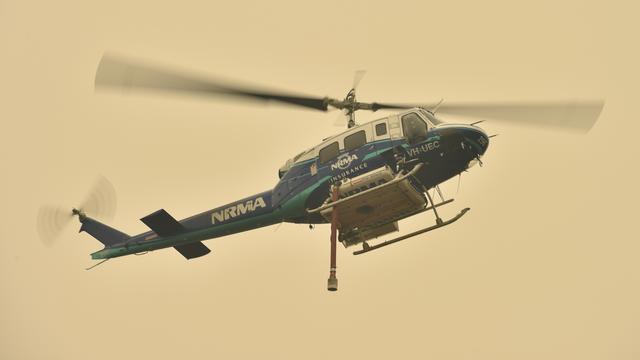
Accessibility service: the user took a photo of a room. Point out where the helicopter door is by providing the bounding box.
[401,112,428,145]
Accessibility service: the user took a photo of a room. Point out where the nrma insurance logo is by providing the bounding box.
[331,154,358,171]
[211,197,267,224]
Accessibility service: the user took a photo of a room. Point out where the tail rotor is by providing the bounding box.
[36,176,117,246]
[36,206,74,246]
[78,176,117,220]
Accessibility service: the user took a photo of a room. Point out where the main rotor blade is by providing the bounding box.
[436,101,605,133]
[370,102,427,111]
[352,70,366,90]
[333,109,350,127]
[95,55,330,111]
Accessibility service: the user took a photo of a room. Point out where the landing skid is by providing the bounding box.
[353,207,470,255]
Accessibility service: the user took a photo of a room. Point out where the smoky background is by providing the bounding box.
[1,1,639,359]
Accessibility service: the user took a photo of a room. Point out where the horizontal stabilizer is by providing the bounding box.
[140,209,186,236]
[174,242,211,259]
[80,217,129,247]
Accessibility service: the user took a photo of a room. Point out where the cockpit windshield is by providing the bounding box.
[419,109,444,126]
[278,159,293,178]
[279,148,313,178]
[292,151,305,162]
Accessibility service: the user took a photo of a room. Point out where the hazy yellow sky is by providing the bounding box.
[1,1,639,359]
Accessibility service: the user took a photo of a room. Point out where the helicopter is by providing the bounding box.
[37,54,604,291]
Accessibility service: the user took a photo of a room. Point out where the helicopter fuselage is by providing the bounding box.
[89,109,489,260]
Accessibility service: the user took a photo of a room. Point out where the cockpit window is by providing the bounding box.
[402,113,428,144]
[419,109,444,126]
[319,141,339,164]
[293,152,304,162]
[344,130,366,152]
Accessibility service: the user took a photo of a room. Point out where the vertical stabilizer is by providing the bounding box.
[78,214,129,247]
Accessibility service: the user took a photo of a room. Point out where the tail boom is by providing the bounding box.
[87,190,291,260]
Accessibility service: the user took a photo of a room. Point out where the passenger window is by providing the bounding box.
[344,130,366,152]
[319,142,339,164]
[375,123,387,136]
[402,113,428,144]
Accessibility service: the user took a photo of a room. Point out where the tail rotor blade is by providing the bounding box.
[36,206,73,246]
[37,176,118,246]
[79,176,117,221]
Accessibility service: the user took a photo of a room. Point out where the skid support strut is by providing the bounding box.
[327,185,339,291]
[424,189,443,225]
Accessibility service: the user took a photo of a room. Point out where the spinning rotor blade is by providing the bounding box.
[333,71,368,127]
[36,176,117,246]
[333,109,350,127]
[436,101,605,132]
[95,55,330,111]
[96,55,604,131]
[370,102,431,111]
[79,176,117,221]
[352,70,366,90]
[36,206,74,246]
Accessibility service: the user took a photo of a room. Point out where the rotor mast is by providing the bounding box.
[344,88,358,128]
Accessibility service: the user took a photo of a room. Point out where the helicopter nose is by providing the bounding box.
[460,126,489,155]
